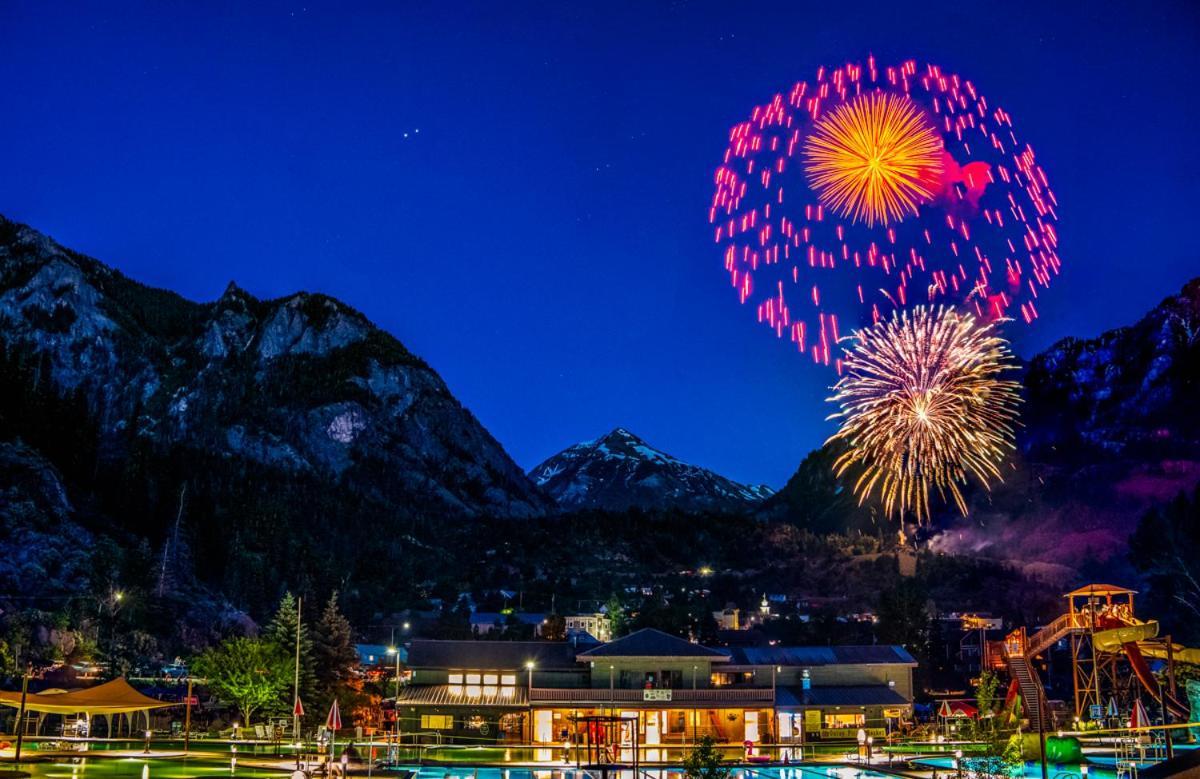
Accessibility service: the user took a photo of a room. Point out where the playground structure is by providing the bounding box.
[576,715,640,774]
[987,584,1199,731]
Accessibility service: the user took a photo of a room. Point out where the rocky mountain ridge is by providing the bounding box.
[530,427,774,513]
[763,276,1200,578]
[0,214,548,519]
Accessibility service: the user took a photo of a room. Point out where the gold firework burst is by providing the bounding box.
[804,92,944,227]
[826,306,1021,522]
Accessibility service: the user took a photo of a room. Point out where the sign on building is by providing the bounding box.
[643,689,673,702]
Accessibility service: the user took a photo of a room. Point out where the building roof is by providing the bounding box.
[0,678,175,715]
[724,645,917,667]
[577,629,729,660]
[394,684,527,707]
[356,644,399,665]
[775,685,910,708]
[405,640,579,670]
[470,612,547,626]
[1064,584,1136,598]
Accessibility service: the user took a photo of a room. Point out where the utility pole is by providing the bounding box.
[183,677,194,753]
[1036,681,1048,779]
[293,596,303,745]
[1164,636,1175,759]
[14,664,30,764]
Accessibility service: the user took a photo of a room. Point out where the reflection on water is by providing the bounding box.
[406,768,894,779]
[24,758,287,779]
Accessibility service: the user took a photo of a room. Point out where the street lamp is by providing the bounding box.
[386,646,401,737]
[386,647,401,698]
[954,748,963,779]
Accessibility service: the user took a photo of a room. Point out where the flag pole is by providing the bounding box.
[293,596,302,746]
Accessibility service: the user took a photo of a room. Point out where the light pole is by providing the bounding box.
[772,666,780,756]
[525,661,536,744]
[387,647,401,737]
[954,748,963,779]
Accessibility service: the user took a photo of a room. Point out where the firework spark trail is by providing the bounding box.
[804,92,944,227]
[826,305,1022,522]
[711,57,1061,366]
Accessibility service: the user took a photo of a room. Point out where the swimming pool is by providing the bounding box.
[913,755,1117,778]
[7,757,289,779]
[403,768,903,779]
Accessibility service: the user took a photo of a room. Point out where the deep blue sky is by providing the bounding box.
[1,2,1197,487]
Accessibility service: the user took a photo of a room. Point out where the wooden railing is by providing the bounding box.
[529,687,775,704]
[1025,612,1087,658]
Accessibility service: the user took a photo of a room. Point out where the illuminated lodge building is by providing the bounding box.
[394,629,914,747]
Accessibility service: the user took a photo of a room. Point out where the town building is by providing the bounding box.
[393,628,915,749]
[564,613,612,643]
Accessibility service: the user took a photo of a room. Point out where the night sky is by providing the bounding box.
[2,1,1197,488]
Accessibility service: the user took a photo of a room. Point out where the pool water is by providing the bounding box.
[10,757,288,779]
[406,768,903,779]
[914,756,1119,778]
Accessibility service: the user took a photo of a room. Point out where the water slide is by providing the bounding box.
[1093,616,1196,719]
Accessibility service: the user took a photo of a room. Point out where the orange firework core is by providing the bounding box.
[803,92,944,227]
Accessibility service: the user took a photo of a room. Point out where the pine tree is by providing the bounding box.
[265,592,316,708]
[312,591,359,708]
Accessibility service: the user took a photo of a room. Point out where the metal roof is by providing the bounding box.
[578,629,729,660]
[405,640,581,670]
[394,684,527,707]
[1064,584,1136,597]
[724,645,917,666]
[775,685,911,707]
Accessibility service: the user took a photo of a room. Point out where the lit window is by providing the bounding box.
[483,674,499,685]
[823,713,865,728]
[466,673,482,685]
[501,674,517,686]
[448,673,464,684]
[420,715,453,730]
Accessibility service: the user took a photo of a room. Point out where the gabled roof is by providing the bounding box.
[724,645,917,666]
[470,612,547,626]
[577,629,729,660]
[406,640,580,670]
[1064,584,1136,597]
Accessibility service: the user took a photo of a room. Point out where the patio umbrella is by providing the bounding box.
[326,699,342,776]
[1130,698,1150,730]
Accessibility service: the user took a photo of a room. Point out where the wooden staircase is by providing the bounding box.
[1006,654,1049,732]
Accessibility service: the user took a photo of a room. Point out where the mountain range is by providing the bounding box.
[529,427,773,513]
[2,210,1199,632]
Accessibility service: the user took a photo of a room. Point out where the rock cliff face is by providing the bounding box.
[530,427,773,513]
[0,214,549,519]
